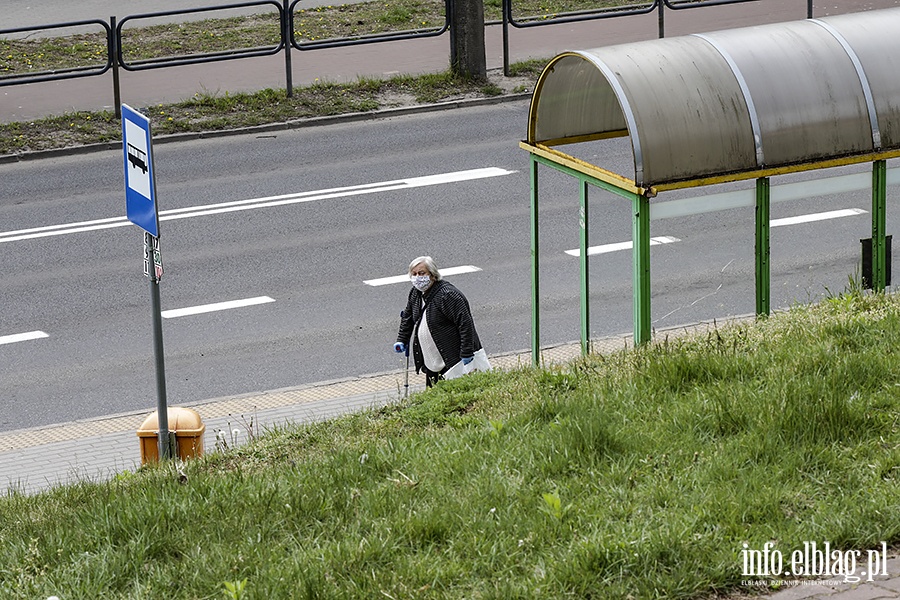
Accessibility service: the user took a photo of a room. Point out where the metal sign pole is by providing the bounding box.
[146,232,171,459]
[123,103,171,460]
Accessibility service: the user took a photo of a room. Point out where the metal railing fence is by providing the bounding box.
[0,19,113,85]
[500,0,815,74]
[115,1,285,71]
[0,0,820,117]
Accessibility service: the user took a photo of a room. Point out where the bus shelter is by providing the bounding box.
[520,7,900,363]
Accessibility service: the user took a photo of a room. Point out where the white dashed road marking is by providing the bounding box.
[565,236,680,257]
[0,331,49,345]
[770,208,867,228]
[161,296,275,319]
[566,208,867,257]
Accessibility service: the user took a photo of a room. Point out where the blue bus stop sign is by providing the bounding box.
[122,104,159,238]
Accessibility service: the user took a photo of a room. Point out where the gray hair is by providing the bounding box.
[408,256,442,280]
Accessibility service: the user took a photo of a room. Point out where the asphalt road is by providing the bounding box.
[1,99,896,432]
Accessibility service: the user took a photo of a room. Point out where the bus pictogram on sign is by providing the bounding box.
[127,143,148,174]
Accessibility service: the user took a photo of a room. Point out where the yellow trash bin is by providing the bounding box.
[137,407,206,464]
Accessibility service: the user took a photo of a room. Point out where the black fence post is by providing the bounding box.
[283,0,293,98]
[658,0,665,39]
[502,0,510,77]
[448,0,458,73]
[110,16,121,118]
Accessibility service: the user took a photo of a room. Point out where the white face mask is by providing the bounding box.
[411,274,432,292]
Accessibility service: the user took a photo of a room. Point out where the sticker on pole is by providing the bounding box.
[122,104,159,238]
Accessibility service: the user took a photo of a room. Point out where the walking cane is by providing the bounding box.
[404,345,410,399]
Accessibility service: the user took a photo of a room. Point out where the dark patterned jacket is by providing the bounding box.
[396,279,482,375]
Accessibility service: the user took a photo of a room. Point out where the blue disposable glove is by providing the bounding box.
[394,342,406,354]
[462,356,473,365]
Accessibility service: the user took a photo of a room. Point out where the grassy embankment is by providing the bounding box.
[2,288,900,598]
[0,0,638,154]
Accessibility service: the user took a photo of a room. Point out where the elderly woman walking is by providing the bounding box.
[393,256,487,387]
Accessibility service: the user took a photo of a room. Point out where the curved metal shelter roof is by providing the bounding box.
[525,7,900,192]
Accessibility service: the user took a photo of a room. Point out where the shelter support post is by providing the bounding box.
[524,144,648,361]
[580,179,590,355]
[755,177,771,316]
[872,160,887,292]
[530,156,541,366]
[633,193,651,345]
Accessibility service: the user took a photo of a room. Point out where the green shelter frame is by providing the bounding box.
[521,7,900,364]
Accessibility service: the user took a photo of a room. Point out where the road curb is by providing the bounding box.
[0,92,531,165]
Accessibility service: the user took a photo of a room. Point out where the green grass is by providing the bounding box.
[3,290,900,599]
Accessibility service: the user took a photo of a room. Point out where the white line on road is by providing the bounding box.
[364,265,483,286]
[161,296,275,319]
[0,330,49,345]
[770,208,867,228]
[565,236,681,257]
[651,167,900,221]
[565,208,867,257]
[0,167,517,243]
